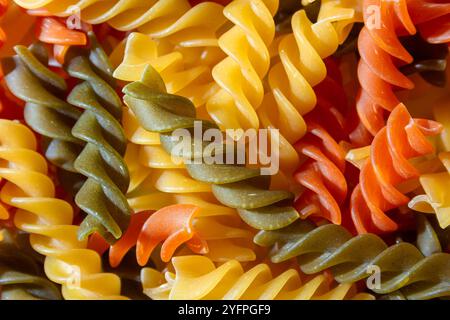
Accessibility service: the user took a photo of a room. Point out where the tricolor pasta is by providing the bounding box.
[0,0,448,301]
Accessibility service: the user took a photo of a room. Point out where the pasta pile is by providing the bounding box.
[0,0,449,300]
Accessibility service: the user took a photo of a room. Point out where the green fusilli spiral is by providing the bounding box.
[254,220,450,300]
[0,229,61,300]
[67,32,131,243]
[123,65,299,232]
[3,42,83,179]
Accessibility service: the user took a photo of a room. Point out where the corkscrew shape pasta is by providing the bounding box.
[0,228,61,300]
[409,153,450,230]
[117,42,258,263]
[381,215,449,299]
[408,98,450,229]
[66,32,131,242]
[126,178,257,264]
[123,103,259,264]
[257,3,359,172]
[293,59,349,225]
[96,204,207,267]
[255,219,450,299]
[3,42,83,173]
[0,120,126,299]
[15,0,227,50]
[353,0,450,143]
[350,104,442,234]
[206,0,278,131]
[415,215,449,257]
[114,32,219,109]
[140,255,374,300]
[123,65,301,235]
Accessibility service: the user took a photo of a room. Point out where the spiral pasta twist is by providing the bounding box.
[141,255,374,300]
[65,32,131,242]
[3,42,83,174]
[114,95,262,265]
[415,215,449,257]
[114,32,219,109]
[15,0,227,50]
[257,5,359,172]
[350,104,442,234]
[127,180,258,264]
[353,0,450,144]
[408,93,450,229]
[255,219,450,300]
[293,59,350,225]
[0,228,61,300]
[123,91,259,264]
[107,205,207,267]
[206,0,277,131]
[0,120,126,299]
[409,152,450,230]
[123,66,301,235]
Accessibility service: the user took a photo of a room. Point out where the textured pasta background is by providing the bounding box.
[0,0,448,300]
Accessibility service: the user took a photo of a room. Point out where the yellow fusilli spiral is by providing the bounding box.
[0,120,126,299]
[206,0,278,131]
[14,0,227,63]
[124,118,258,263]
[259,3,362,172]
[409,93,450,229]
[141,255,374,300]
[111,32,259,263]
[114,32,219,110]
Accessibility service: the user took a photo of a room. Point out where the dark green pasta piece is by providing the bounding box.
[3,43,83,177]
[67,32,131,243]
[400,34,448,87]
[255,220,450,299]
[123,65,299,231]
[0,229,61,300]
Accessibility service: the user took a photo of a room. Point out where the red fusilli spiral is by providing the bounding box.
[293,59,350,225]
[350,103,442,234]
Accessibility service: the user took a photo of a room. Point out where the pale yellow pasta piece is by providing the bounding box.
[141,255,374,300]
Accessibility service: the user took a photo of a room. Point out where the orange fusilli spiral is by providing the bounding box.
[350,103,442,234]
[352,0,450,146]
[89,204,210,268]
[293,59,350,225]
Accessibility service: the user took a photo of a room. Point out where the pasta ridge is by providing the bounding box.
[206,0,278,131]
[255,219,450,300]
[293,58,350,225]
[352,0,450,145]
[66,32,131,242]
[15,0,227,57]
[0,119,126,299]
[258,2,361,172]
[123,66,301,237]
[0,228,61,300]
[350,104,442,234]
[3,43,83,176]
[140,255,374,300]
